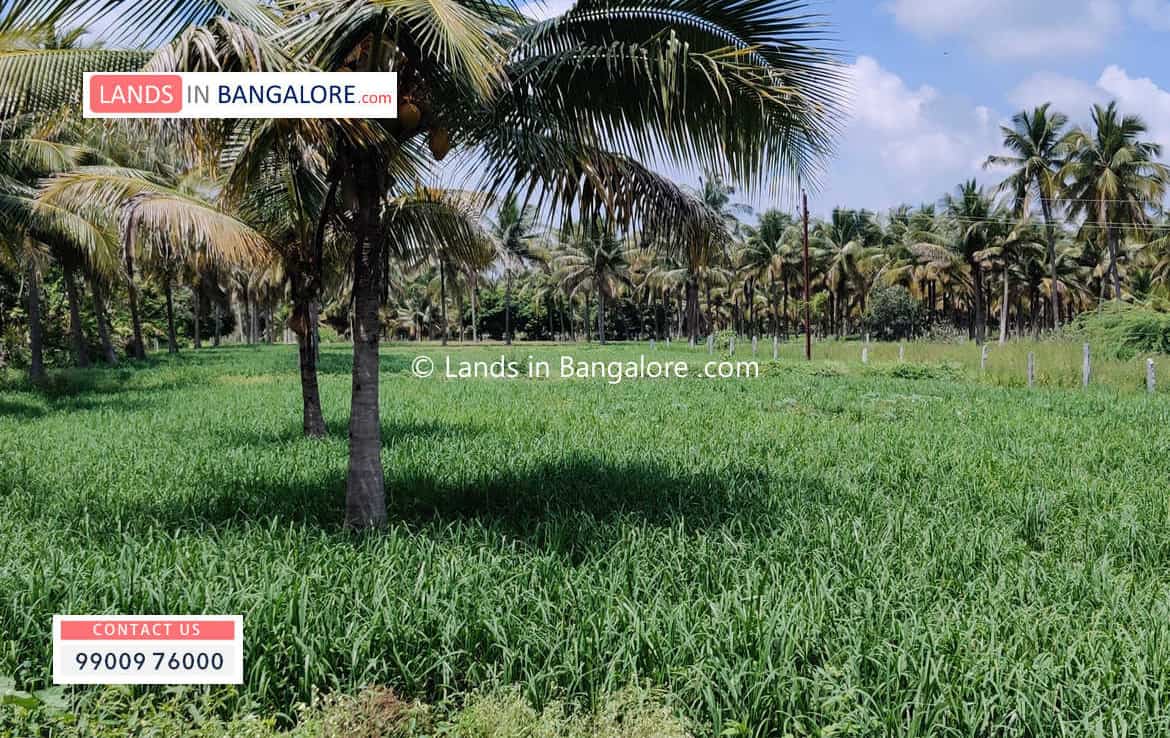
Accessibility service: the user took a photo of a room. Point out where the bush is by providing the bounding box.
[1074,303,1170,359]
[862,286,924,341]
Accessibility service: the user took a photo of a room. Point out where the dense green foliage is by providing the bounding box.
[3,344,1170,736]
[862,286,925,341]
[1074,303,1170,359]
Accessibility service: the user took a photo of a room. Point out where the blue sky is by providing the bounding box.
[519,0,1170,217]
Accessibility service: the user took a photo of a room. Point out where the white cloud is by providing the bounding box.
[849,56,937,132]
[818,56,1002,211]
[1098,66,1170,148]
[1131,0,1170,30]
[1008,66,1170,151]
[885,0,1123,59]
[1007,72,1107,113]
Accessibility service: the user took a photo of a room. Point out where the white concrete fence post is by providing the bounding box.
[752,336,758,356]
[1082,343,1091,388]
[1148,358,1156,395]
[981,344,989,371]
[707,335,714,354]
[772,336,779,361]
[862,346,869,365]
[898,344,905,362]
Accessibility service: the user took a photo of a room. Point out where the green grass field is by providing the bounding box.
[3,341,1170,736]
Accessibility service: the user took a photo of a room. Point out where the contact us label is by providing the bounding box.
[53,615,243,684]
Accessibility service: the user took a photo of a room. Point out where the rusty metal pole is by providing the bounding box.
[802,189,811,361]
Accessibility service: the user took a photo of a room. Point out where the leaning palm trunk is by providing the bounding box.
[345,184,387,530]
[27,260,44,381]
[62,260,91,368]
[91,280,117,365]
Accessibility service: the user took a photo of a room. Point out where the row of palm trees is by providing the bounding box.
[1,0,846,528]
[380,96,1170,349]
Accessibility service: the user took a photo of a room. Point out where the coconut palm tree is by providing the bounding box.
[0,110,123,377]
[812,208,881,336]
[940,181,1003,343]
[1062,102,1168,301]
[555,220,632,345]
[986,104,1069,330]
[741,210,803,337]
[492,194,540,345]
[974,219,1044,344]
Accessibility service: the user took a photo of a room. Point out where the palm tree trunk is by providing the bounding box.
[249,293,258,344]
[26,260,44,381]
[164,276,178,354]
[584,291,592,342]
[597,285,606,345]
[233,298,245,343]
[290,283,326,438]
[192,281,202,350]
[471,273,479,342]
[547,294,554,339]
[504,270,512,345]
[1040,196,1060,330]
[685,278,698,340]
[782,273,790,338]
[455,289,465,343]
[124,243,146,359]
[92,279,117,365]
[998,267,1009,346]
[213,304,221,347]
[705,281,713,335]
[1107,226,1122,301]
[345,184,387,530]
[1031,282,1041,338]
[559,295,567,341]
[439,262,448,347]
[297,329,326,438]
[972,261,986,344]
[62,260,91,368]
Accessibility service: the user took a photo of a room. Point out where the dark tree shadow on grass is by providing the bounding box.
[31,440,827,564]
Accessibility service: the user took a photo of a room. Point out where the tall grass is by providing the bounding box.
[2,343,1170,736]
[776,337,1165,393]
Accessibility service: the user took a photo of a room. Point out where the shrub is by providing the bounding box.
[873,361,962,381]
[862,286,925,341]
[712,329,736,352]
[1074,303,1170,359]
